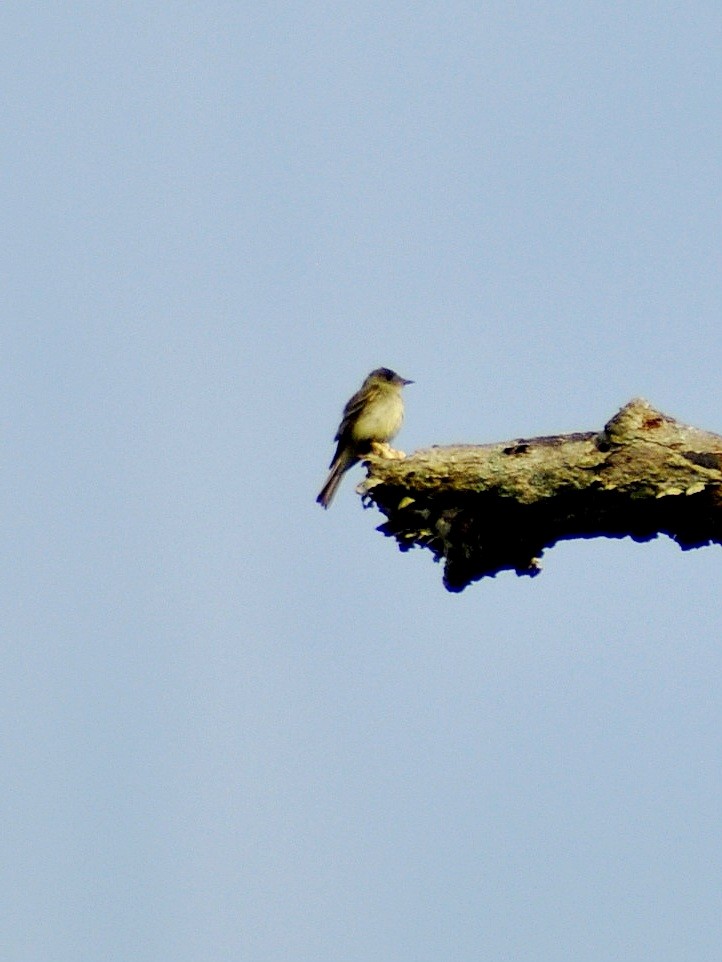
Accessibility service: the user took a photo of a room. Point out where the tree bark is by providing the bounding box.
[359,399,722,592]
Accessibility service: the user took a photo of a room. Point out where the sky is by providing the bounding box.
[3,2,722,960]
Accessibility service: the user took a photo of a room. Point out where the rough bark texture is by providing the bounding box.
[359,399,722,592]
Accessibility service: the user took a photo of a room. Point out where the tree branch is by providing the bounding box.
[359,399,722,592]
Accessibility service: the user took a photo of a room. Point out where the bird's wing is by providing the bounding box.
[334,384,380,441]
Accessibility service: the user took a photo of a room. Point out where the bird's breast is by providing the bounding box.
[351,391,404,442]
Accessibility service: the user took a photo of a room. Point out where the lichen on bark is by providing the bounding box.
[359,399,722,591]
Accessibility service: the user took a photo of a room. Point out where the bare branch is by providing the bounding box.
[359,399,722,591]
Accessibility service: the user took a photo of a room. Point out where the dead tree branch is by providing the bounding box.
[359,399,722,592]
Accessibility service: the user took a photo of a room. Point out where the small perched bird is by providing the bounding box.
[317,367,413,509]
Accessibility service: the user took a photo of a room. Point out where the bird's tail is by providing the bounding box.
[316,452,354,508]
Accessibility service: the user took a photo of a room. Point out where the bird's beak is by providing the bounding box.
[402,378,414,385]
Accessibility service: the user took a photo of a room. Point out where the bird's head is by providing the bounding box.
[368,367,414,387]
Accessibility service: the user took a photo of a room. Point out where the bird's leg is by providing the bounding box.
[369,440,407,460]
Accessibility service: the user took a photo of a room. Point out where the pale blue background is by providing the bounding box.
[4,3,722,960]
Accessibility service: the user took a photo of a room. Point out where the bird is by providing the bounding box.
[317,367,413,509]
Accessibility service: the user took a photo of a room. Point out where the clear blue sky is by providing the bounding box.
[4,4,722,960]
